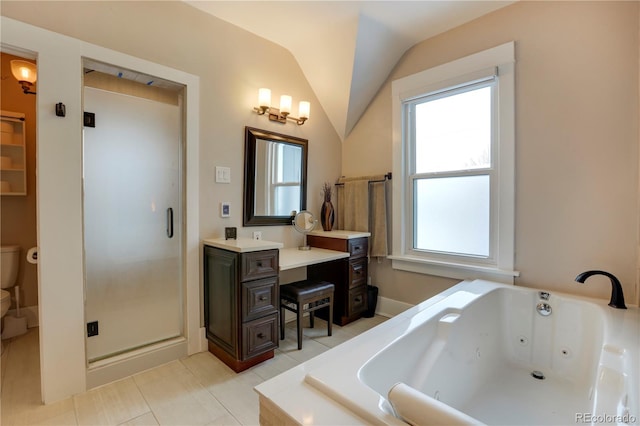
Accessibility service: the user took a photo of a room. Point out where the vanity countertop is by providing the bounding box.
[308,229,371,239]
[202,238,283,253]
[279,247,350,271]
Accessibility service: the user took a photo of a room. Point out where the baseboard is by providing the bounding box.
[376,297,414,318]
[6,305,38,328]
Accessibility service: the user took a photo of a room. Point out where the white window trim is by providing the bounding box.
[390,42,519,284]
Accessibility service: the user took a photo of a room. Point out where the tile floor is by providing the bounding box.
[1,315,387,425]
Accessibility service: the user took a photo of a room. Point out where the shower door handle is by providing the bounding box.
[166,207,174,238]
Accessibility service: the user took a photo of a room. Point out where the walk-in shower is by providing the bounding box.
[82,59,186,367]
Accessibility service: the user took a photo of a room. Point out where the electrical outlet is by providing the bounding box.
[87,321,99,337]
[253,231,262,240]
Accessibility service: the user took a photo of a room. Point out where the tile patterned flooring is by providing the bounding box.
[1,315,386,425]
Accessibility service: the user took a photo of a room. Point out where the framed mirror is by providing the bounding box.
[243,127,308,226]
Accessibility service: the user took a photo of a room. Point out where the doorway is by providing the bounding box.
[0,49,41,420]
[82,61,185,364]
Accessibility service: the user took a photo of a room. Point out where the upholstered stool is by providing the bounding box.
[280,280,335,350]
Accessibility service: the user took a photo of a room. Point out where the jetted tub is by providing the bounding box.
[287,280,639,425]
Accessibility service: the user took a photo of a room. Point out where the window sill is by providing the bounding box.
[388,254,519,284]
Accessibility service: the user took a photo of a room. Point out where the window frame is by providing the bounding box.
[390,42,519,283]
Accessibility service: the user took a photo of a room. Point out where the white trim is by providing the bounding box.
[389,256,519,284]
[391,42,516,283]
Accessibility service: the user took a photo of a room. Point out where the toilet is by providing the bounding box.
[1,246,20,347]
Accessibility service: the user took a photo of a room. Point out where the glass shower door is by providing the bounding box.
[83,86,183,362]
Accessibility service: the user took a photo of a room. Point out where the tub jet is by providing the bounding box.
[531,370,545,380]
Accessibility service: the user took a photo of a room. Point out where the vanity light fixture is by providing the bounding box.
[10,60,37,95]
[253,88,310,125]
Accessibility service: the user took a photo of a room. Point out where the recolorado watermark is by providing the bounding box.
[576,413,637,424]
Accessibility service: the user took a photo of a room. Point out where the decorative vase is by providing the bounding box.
[320,200,334,231]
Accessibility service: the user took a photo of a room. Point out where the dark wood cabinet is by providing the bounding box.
[204,246,279,372]
[307,235,369,326]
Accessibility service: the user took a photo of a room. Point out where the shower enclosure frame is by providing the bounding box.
[80,57,201,389]
[81,66,182,359]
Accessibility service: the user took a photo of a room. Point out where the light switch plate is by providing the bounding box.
[215,166,231,183]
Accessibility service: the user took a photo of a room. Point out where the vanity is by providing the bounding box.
[306,230,371,326]
[203,231,370,371]
[203,238,283,373]
[204,127,372,371]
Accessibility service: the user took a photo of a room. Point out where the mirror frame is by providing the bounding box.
[243,126,308,226]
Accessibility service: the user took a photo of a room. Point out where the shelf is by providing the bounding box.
[1,110,27,196]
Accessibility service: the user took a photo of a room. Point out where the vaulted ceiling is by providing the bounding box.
[186,1,513,141]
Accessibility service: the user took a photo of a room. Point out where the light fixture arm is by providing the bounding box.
[19,82,36,95]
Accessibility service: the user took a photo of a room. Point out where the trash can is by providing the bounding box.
[363,285,379,318]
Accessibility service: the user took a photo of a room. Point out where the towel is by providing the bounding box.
[337,175,389,258]
[339,179,369,232]
[369,181,388,258]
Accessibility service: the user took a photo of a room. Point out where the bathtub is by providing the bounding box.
[358,281,637,425]
[264,280,639,425]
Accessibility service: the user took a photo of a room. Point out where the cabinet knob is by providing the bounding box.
[257,333,265,339]
[259,296,267,301]
[354,297,362,303]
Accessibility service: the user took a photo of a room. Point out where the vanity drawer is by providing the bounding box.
[348,285,367,317]
[242,313,278,360]
[307,236,369,258]
[348,257,367,288]
[241,250,279,281]
[348,238,368,258]
[242,277,278,321]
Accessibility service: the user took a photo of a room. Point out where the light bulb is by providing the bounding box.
[298,101,310,119]
[280,95,292,116]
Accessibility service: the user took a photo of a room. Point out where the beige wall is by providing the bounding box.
[344,1,639,305]
[1,52,38,308]
[2,0,343,248]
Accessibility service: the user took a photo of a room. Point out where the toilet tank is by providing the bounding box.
[1,245,20,289]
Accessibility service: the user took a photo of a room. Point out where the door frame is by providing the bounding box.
[1,16,200,403]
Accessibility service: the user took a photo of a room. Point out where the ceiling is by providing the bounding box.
[186,1,514,141]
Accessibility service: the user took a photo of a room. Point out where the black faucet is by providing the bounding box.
[575,270,627,309]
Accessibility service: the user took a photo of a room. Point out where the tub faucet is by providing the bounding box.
[575,270,626,309]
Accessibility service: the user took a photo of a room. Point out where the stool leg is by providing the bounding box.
[310,303,315,329]
[328,295,333,337]
[297,301,303,350]
[280,302,285,340]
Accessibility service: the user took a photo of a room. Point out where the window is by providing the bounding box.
[390,42,518,283]
[269,142,302,215]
